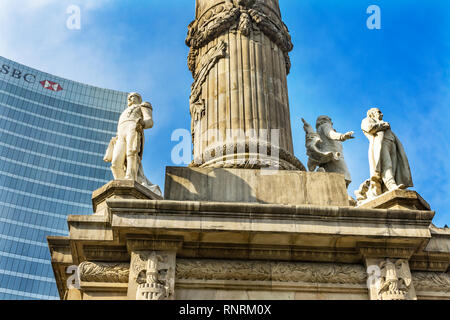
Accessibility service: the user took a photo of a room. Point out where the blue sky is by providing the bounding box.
[0,0,449,227]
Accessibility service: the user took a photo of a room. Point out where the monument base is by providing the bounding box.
[47,167,450,300]
[165,166,350,207]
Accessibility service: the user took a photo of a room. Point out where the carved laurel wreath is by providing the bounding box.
[186,0,293,76]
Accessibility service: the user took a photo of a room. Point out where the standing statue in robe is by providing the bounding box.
[104,92,162,196]
[355,108,413,202]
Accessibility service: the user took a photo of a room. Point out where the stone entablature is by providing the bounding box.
[47,176,449,300]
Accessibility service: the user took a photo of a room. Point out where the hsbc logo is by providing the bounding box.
[1,63,63,92]
[40,80,63,92]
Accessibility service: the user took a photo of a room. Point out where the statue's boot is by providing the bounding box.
[125,155,138,181]
[383,168,402,191]
[111,165,125,180]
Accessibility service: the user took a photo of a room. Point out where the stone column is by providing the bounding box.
[187,0,305,170]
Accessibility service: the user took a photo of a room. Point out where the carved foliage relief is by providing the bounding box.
[412,272,450,292]
[78,261,130,283]
[176,259,367,284]
[77,260,450,296]
[186,0,293,76]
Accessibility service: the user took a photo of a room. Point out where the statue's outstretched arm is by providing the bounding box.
[323,123,354,141]
[141,103,154,129]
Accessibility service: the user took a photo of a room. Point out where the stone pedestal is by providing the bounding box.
[92,180,163,216]
[165,166,349,206]
[358,189,431,211]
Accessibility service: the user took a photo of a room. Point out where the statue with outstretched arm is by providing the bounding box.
[302,116,354,188]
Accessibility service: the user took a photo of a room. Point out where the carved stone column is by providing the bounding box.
[186,0,305,170]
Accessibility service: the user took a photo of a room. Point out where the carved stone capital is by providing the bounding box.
[128,251,176,300]
[365,258,417,300]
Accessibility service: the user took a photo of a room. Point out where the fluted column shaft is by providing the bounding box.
[187,0,304,170]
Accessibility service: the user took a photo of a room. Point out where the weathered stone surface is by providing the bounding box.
[357,189,430,211]
[164,166,349,206]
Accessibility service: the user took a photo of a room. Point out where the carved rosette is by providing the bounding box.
[186,0,304,171]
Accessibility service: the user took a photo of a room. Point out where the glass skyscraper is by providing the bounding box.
[0,56,127,299]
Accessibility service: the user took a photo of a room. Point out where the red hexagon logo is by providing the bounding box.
[40,80,63,92]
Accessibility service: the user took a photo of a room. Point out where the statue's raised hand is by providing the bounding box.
[341,131,355,141]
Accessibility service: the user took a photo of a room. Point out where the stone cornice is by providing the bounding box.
[106,199,435,226]
[357,242,418,259]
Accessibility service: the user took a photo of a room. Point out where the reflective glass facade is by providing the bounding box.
[0,56,127,299]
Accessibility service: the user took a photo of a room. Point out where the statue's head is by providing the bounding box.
[368,108,383,121]
[128,92,142,106]
[316,115,332,129]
